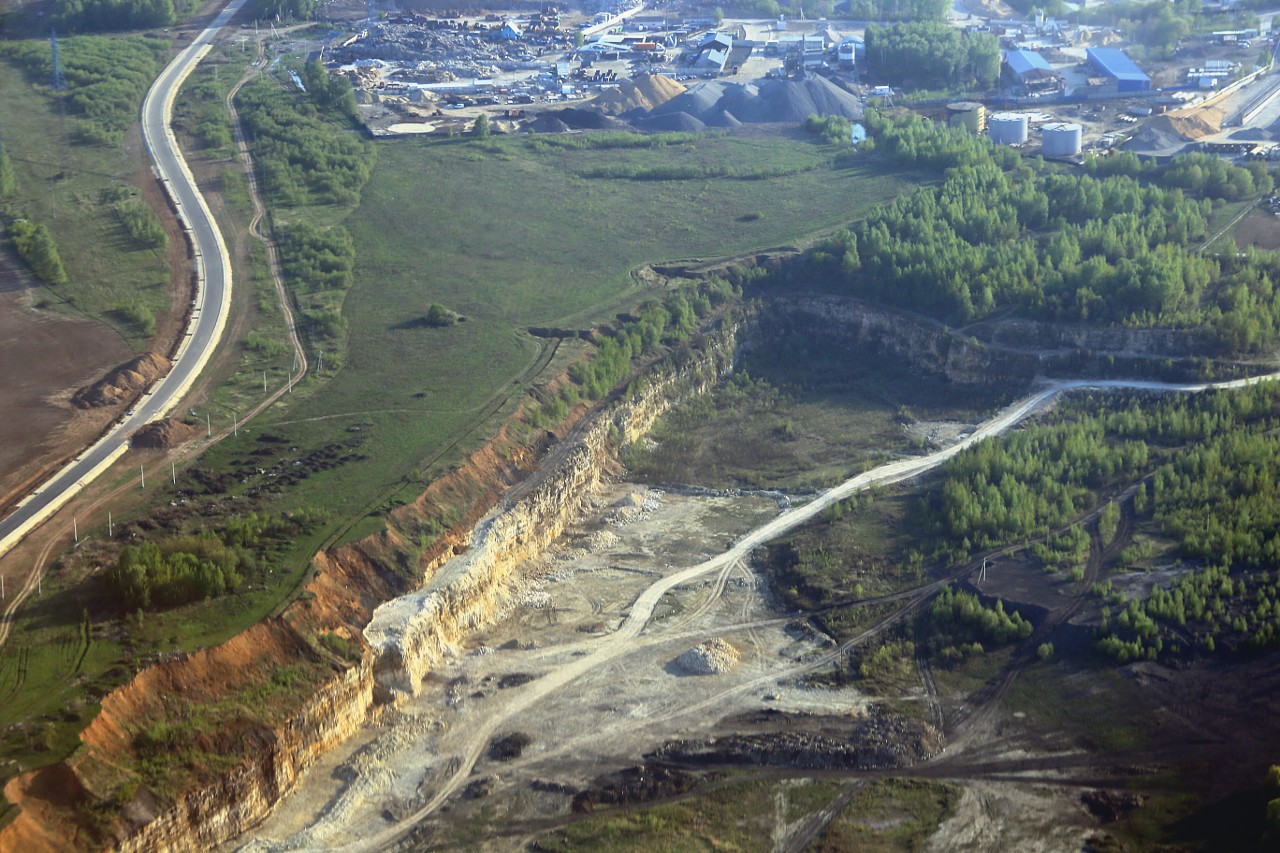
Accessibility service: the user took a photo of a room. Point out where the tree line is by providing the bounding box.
[780,111,1280,353]
[236,74,374,208]
[920,383,1280,567]
[1,36,165,145]
[925,587,1033,664]
[863,22,1001,91]
[51,0,196,32]
[104,511,321,611]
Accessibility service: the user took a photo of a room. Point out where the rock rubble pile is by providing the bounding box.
[675,638,740,675]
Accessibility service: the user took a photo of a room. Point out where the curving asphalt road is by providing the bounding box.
[0,0,247,560]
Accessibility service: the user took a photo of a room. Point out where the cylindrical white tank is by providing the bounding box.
[947,101,985,134]
[1042,122,1083,156]
[989,112,1029,145]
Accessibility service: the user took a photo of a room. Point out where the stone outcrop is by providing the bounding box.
[756,295,1220,386]
[364,321,740,698]
[755,296,1039,386]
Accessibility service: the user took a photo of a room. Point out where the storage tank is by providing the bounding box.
[989,112,1029,145]
[1042,122,1083,156]
[947,101,985,134]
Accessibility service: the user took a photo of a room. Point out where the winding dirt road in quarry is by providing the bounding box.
[317,371,1280,853]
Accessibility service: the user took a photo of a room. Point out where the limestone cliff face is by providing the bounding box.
[757,296,1210,385]
[365,322,740,697]
[116,657,374,853]
[979,317,1209,358]
[755,296,1039,385]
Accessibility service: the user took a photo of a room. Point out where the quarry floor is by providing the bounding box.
[235,475,1097,853]
[239,484,887,851]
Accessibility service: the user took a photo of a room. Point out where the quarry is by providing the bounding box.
[5,1,1280,850]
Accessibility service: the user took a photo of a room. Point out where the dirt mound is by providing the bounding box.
[130,417,198,449]
[634,110,707,133]
[1126,115,1199,153]
[552,107,628,130]
[1079,27,1124,46]
[1,764,89,853]
[71,352,169,409]
[653,708,943,770]
[591,73,686,115]
[675,638,739,674]
[527,114,571,133]
[1164,106,1223,138]
[647,73,862,126]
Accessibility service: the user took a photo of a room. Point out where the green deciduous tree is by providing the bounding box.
[10,220,68,285]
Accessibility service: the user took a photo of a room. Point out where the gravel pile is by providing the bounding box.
[606,489,662,527]
[592,73,687,115]
[589,529,619,552]
[515,590,552,609]
[634,110,707,132]
[646,73,862,125]
[675,638,740,675]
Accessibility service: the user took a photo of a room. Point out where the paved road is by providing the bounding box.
[0,0,246,560]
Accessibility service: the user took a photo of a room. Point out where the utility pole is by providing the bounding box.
[207,412,212,437]
[172,461,176,484]
[108,511,113,537]
[73,515,78,543]
[233,413,238,437]
[140,465,145,490]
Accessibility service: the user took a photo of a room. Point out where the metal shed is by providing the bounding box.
[1086,48,1150,92]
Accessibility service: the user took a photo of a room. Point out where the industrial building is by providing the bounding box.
[692,32,733,72]
[1004,49,1063,96]
[1086,48,1151,92]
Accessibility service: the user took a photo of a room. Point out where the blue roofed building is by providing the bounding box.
[1004,49,1062,96]
[1006,48,1050,76]
[1086,48,1151,92]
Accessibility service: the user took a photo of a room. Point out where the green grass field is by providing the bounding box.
[0,49,171,348]
[192,131,913,544]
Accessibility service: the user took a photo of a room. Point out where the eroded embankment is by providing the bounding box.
[0,319,740,852]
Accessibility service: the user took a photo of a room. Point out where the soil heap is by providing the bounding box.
[591,73,686,115]
[71,352,170,409]
[130,418,199,450]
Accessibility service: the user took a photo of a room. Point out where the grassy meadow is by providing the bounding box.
[0,39,172,347]
[195,131,913,542]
